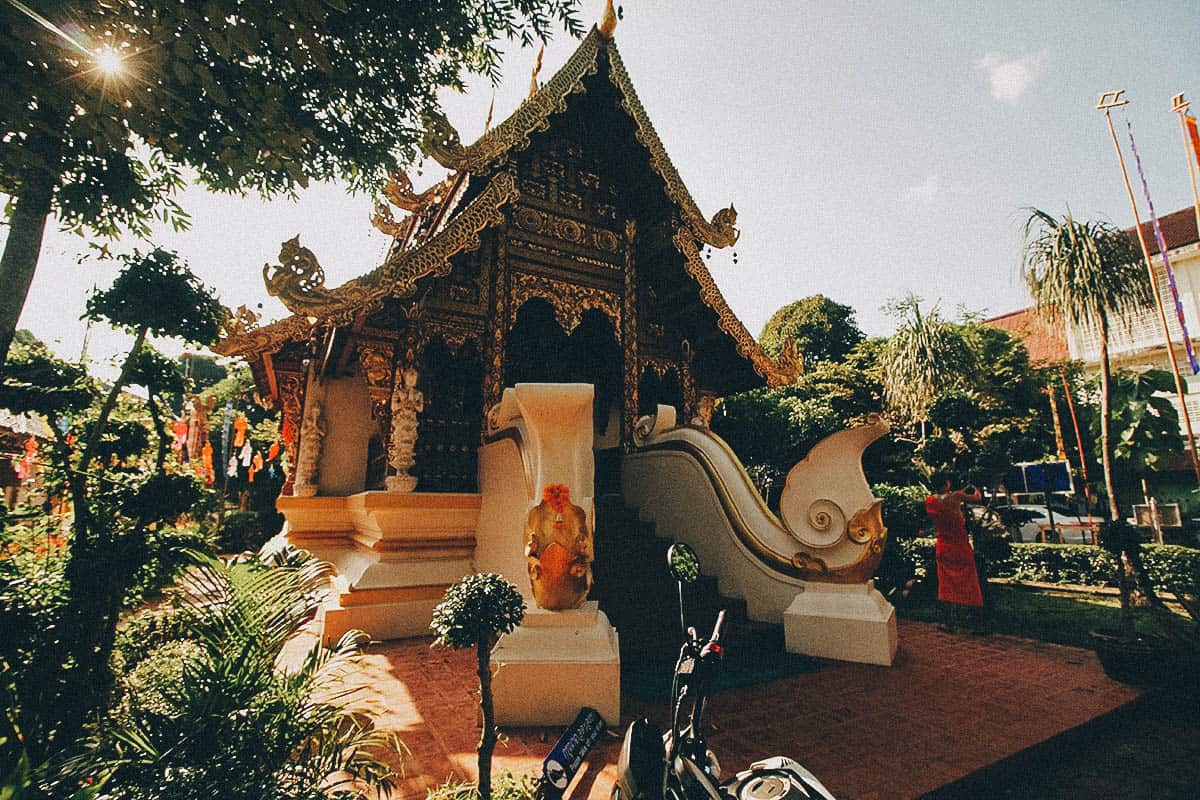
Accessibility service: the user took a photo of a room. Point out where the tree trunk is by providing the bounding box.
[147,392,169,472]
[477,637,497,800]
[0,176,57,372]
[1098,326,1120,523]
[82,326,148,472]
[1098,325,1133,617]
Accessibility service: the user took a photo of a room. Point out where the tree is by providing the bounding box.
[430,574,526,800]
[878,295,974,429]
[1102,368,1184,476]
[759,295,864,365]
[0,249,222,761]
[1021,209,1152,521]
[0,1,584,370]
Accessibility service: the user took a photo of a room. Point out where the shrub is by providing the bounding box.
[998,543,1117,585]
[873,484,929,539]
[216,511,284,554]
[890,538,1200,597]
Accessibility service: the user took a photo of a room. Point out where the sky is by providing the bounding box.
[11,0,1200,380]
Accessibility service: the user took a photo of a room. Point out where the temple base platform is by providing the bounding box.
[783,581,897,666]
[276,491,481,644]
[491,601,621,727]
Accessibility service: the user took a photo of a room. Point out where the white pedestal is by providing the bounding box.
[491,601,621,726]
[783,581,897,666]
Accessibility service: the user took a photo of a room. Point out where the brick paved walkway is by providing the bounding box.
[334,620,1140,800]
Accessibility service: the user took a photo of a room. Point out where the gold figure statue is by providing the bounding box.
[524,483,592,610]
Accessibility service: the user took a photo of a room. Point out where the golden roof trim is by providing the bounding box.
[422,27,738,249]
[672,228,800,387]
[215,172,519,358]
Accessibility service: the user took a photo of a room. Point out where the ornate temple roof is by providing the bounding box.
[215,23,798,388]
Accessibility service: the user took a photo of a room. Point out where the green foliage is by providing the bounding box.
[85,248,225,345]
[872,483,929,539]
[127,347,189,398]
[116,472,204,525]
[431,573,526,650]
[999,543,1117,585]
[78,416,152,465]
[1,1,584,223]
[65,553,400,799]
[890,536,1200,597]
[879,296,975,425]
[0,343,96,418]
[1101,369,1184,473]
[217,510,285,554]
[426,772,542,800]
[1021,209,1152,335]
[759,295,864,365]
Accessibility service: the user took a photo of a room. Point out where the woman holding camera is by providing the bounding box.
[925,472,984,630]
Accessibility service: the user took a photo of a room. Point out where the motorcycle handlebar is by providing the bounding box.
[709,610,727,644]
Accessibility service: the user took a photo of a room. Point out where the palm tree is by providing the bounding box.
[879,294,974,433]
[1020,208,1151,522]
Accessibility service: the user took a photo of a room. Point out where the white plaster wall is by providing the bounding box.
[474,438,536,604]
[317,374,375,497]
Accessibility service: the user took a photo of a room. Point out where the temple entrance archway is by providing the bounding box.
[505,299,622,441]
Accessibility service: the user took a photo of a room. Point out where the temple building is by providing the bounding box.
[216,22,798,498]
[215,11,895,697]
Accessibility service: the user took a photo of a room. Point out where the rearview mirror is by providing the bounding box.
[667,543,700,584]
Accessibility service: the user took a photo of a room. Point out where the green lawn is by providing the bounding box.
[897,583,1160,649]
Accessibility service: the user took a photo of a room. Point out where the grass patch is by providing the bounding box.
[897,583,1137,649]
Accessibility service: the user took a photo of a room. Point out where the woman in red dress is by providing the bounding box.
[925,472,983,629]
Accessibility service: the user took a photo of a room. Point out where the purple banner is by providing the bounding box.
[1128,121,1200,374]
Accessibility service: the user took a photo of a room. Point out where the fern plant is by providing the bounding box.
[61,551,401,799]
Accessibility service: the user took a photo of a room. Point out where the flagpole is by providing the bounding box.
[1172,93,1200,242]
[1097,90,1200,485]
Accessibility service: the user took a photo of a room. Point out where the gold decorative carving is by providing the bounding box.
[355,342,396,436]
[672,228,800,387]
[220,172,519,359]
[420,31,600,172]
[513,206,622,255]
[383,171,456,213]
[598,0,618,39]
[278,372,305,493]
[510,272,620,333]
[263,236,339,316]
[642,357,676,379]
[221,305,260,339]
[418,27,738,250]
[371,201,409,238]
[621,219,639,448]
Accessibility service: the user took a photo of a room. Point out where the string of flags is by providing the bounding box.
[171,407,285,485]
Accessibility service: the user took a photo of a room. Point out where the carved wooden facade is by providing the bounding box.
[216,25,799,493]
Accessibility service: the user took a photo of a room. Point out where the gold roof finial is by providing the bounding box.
[528,44,545,98]
[484,92,495,131]
[599,0,618,38]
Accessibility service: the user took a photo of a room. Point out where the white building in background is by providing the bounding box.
[1063,207,1200,434]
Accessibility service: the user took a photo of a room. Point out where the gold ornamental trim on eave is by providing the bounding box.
[214,172,520,358]
[422,27,739,250]
[672,228,800,387]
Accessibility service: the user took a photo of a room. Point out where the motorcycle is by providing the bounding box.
[612,542,837,800]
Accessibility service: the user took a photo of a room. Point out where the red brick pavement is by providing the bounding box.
[335,620,1140,800]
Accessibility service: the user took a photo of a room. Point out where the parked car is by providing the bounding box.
[997,504,1099,543]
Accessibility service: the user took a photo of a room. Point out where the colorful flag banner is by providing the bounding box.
[1187,113,1200,173]
[1128,121,1200,374]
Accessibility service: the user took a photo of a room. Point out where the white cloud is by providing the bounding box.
[975,51,1045,103]
[906,174,941,203]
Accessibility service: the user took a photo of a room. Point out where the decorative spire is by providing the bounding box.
[528,44,544,98]
[599,0,618,38]
[484,92,495,132]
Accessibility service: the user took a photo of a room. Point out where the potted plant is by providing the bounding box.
[430,573,527,800]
